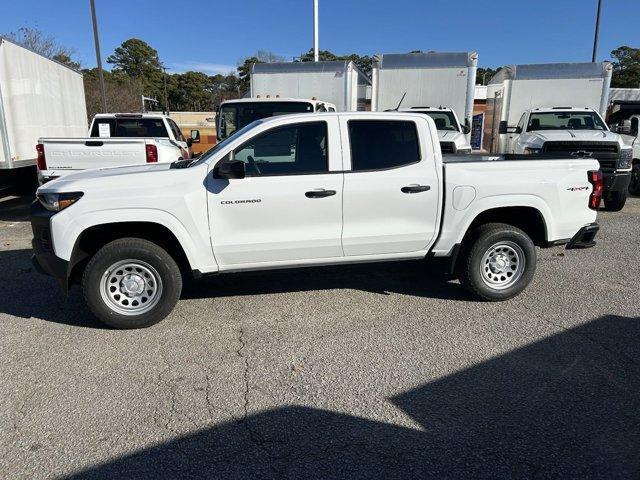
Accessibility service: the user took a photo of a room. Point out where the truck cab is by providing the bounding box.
[216,97,336,141]
[504,107,633,210]
[399,107,472,153]
[612,114,640,195]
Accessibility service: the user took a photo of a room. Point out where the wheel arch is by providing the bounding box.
[68,221,194,284]
[462,206,548,248]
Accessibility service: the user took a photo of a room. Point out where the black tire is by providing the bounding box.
[602,190,627,212]
[459,223,536,301]
[82,238,182,329]
[628,162,640,196]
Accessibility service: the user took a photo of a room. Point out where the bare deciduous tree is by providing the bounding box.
[2,26,80,70]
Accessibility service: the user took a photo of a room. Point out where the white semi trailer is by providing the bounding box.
[250,60,371,112]
[484,62,613,153]
[371,52,478,140]
[0,37,87,192]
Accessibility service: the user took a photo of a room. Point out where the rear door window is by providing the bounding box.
[348,120,421,171]
[90,118,169,138]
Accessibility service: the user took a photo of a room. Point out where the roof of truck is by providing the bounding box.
[220,97,337,107]
[93,113,169,119]
[399,107,455,112]
[488,62,611,85]
[374,51,477,70]
[528,107,597,113]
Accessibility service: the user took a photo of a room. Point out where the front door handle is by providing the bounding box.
[305,189,337,198]
[401,185,430,194]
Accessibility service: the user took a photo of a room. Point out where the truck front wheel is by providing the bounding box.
[602,190,627,212]
[82,238,182,329]
[459,223,536,301]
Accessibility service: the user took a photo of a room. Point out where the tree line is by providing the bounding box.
[3,27,639,120]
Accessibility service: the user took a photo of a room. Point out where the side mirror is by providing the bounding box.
[505,125,522,134]
[462,119,471,135]
[186,138,193,147]
[214,159,245,179]
[191,129,201,144]
[618,119,632,135]
[498,120,508,134]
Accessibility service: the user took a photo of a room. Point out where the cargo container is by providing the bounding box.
[484,62,613,153]
[0,37,87,191]
[250,61,371,112]
[371,52,478,140]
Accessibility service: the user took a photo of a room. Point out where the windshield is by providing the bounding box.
[188,121,263,168]
[218,101,314,140]
[417,111,459,131]
[527,112,607,131]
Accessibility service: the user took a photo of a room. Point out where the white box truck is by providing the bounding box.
[0,37,87,192]
[250,61,371,112]
[371,52,478,143]
[483,62,612,153]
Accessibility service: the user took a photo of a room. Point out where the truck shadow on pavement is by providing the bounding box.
[62,314,639,479]
[0,195,33,222]
[0,249,468,328]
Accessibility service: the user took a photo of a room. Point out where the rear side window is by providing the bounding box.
[348,120,420,171]
[90,118,169,138]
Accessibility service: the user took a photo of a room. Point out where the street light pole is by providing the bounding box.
[592,0,603,62]
[313,0,319,62]
[90,0,107,112]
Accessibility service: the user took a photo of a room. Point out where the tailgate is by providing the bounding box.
[41,138,148,171]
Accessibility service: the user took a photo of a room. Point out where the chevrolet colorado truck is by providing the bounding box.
[31,112,602,329]
[37,113,195,183]
[504,107,632,211]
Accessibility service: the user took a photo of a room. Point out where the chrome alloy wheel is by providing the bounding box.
[480,241,525,290]
[100,260,163,315]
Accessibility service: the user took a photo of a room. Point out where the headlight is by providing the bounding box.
[37,192,83,212]
[523,147,542,155]
[619,148,633,169]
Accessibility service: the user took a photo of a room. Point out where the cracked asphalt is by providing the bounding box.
[0,194,639,479]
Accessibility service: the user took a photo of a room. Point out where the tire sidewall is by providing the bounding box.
[465,226,536,301]
[83,240,182,329]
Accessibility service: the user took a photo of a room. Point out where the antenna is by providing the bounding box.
[393,92,407,111]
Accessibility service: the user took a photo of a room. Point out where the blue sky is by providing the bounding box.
[1,0,639,74]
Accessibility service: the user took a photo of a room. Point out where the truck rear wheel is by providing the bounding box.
[459,223,536,301]
[82,238,182,329]
[602,190,627,212]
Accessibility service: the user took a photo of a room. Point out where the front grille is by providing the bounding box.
[542,141,620,171]
[440,142,456,154]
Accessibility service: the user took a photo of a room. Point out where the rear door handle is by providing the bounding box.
[401,185,430,194]
[305,189,337,198]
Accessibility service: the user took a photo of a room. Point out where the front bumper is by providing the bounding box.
[31,201,69,292]
[566,223,599,249]
[602,171,631,194]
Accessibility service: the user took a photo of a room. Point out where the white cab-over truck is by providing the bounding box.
[217,97,336,141]
[399,107,472,153]
[37,113,195,183]
[504,107,633,210]
[32,112,602,329]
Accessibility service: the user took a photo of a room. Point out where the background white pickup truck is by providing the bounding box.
[399,107,472,153]
[31,112,602,329]
[503,107,633,211]
[36,113,195,183]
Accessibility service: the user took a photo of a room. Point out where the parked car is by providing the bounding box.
[217,97,336,141]
[37,113,196,183]
[398,107,472,153]
[504,107,632,211]
[32,112,601,329]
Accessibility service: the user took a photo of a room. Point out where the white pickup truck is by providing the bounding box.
[31,112,602,329]
[504,107,633,211]
[36,113,195,183]
[399,107,472,153]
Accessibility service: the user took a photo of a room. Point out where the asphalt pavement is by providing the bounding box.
[0,194,638,479]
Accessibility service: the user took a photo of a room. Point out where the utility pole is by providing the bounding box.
[89,0,107,112]
[163,66,169,115]
[313,0,319,62]
[592,0,603,62]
